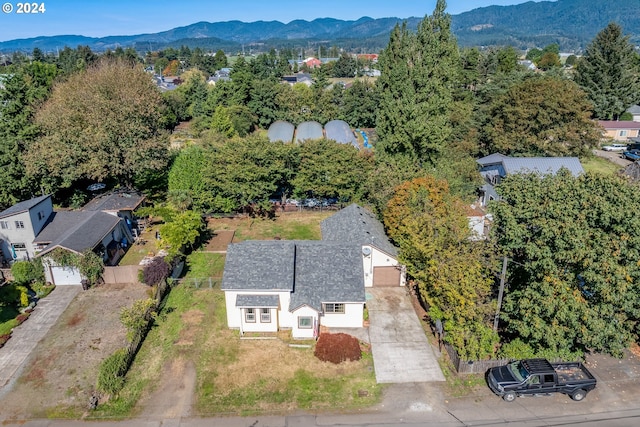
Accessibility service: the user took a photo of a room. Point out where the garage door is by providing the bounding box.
[50,266,82,285]
[373,266,401,287]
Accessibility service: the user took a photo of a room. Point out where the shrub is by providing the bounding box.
[11,260,44,285]
[314,333,362,364]
[141,257,170,286]
[30,281,55,298]
[97,348,129,395]
[16,285,29,307]
[0,334,10,348]
[16,312,30,324]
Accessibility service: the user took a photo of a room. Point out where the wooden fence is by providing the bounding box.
[444,343,510,374]
[103,265,142,284]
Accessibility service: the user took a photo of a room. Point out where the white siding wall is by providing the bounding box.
[291,305,318,339]
[320,302,363,328]
[224,290,291,330]
[362,246,406,287]
[240,307,278,333]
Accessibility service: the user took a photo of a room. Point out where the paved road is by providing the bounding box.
[0,285,81,397]
[367,287,445,383]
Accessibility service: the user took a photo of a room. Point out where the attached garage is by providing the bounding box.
[373,266,402,287]
[49,265,82,285]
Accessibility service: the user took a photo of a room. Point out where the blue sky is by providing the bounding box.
[0,0,550,42]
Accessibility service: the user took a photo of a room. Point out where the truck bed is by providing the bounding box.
[552,363,595,383]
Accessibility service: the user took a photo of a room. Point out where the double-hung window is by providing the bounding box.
[245,308,256,323]
[260,308,271,323]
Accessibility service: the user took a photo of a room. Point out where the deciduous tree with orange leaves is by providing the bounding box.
[384,176,497,359]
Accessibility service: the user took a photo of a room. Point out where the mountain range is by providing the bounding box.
[1,0,639,54]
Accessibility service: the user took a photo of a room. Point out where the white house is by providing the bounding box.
[222,204,405,339]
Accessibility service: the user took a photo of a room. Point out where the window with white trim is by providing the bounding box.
[0,221,9,229]
[260,308,271,323]
[12,243,26,250]
[298,316,313,329]
[324,303,345,314]
[620,130,628,137]
[245,308,256,323]
[15,221,24,229]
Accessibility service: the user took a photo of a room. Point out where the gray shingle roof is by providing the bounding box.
[235,294,280,308]
[83,192,145,212]
[34,211,122,255]
[0,194,50,219]
[321,203,397,256]
[290,241,364,312]
[221,241,295,291]
[221,240,365,312]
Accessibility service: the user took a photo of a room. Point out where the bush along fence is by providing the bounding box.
[96,261,182,399]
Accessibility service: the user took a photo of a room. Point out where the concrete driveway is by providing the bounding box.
[0,285,80,396]
[367,287,445,383]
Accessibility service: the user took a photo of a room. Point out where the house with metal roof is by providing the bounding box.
[221,204,405,338]
[477,153,584,206]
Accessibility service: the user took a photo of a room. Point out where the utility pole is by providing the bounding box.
[493,256,508,332]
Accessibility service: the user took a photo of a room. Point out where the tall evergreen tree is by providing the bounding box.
[376,0,460,164]
[574,23,640,120]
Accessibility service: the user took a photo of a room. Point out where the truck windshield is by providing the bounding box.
[508,361,529,382]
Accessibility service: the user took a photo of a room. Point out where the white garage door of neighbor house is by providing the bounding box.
[373,266,401,287]
[50,266,82,285]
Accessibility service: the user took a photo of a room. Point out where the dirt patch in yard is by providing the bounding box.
[202,229,235,252]
[138,357,196,419]
[0,282,150,421]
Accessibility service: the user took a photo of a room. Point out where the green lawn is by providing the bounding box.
[183,252,225,278]
[581,155,624,175]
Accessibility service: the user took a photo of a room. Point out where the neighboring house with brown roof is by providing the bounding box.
[221,204,405,339]
[598,120,640,141]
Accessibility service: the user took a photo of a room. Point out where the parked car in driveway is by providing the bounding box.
[623,150,640,161]
[602,143,628,152]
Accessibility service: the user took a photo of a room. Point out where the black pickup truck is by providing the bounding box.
[487,358,597,402]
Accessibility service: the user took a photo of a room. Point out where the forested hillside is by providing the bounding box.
[1,0,639,52]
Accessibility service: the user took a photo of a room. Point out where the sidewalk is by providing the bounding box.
[0,285,81,397]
